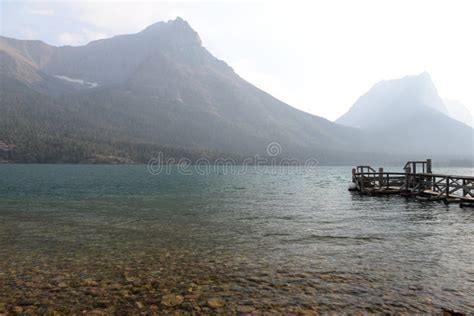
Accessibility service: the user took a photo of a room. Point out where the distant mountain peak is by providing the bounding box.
[171,16,188,24]
[392,71,432,85]
[334,73,473,156]
[419,70,431,78]
[414,71,434,86]
[144,16,187,30]
[336,72,449,129]
[373,71,433,91]
[142,17,202,46]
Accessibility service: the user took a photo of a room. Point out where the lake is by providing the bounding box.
[0,165,473,314]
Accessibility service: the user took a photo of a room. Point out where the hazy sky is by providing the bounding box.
[1,0,473,121]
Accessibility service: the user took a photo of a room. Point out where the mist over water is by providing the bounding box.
[1,165,473,313]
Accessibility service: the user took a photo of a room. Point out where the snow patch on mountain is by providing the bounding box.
[54,75,99,88]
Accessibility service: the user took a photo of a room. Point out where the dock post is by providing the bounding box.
[404,166,411,191]
[426,159,433,190]
[463,179,468,198]
[379,168,383,189]
[446,177,450,198]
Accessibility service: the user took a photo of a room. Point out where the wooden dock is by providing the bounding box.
[350,159,474,208]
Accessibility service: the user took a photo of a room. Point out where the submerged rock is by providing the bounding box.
[237,305,256,313]
[161,294,184,307]
[81,278,99,287]
[207,298,225,309]
[93,300,110,309]
[16,300,35,307]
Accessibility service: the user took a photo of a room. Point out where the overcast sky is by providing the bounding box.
[1,0,473,121]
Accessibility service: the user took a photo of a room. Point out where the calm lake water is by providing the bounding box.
[0,165,473,314]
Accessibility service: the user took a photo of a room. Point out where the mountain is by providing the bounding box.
[337,72,449,129]
[444,99,473,128]
[336,73,474,157]
[1,19,472,164]
[0,17,366,164]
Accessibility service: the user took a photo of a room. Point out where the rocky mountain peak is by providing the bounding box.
[142,17,202,47]
[336,72,449,129]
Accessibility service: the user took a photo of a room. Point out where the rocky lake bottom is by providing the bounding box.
[1,165,473,314]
